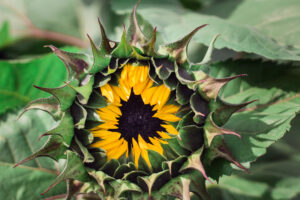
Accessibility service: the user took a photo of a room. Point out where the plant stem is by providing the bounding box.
[1,1,88,48]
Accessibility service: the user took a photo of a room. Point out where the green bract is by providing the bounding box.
[16,2,254,200]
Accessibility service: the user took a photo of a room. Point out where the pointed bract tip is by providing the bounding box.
[16,110,26,121]
[86,33,92,41]
[203,173,214,184]
[33,85,42,90]
[196,24,208,30]
[133,0,141,11]
[159,24,208,63]
[217,144,250,174]
[41,186,52,196]
[38,133,49,141]
[44,45,58,52]
[97,17,103,28]
[14,156,33,168]
[186,24,208,41]
[232,160,251,174]
[33,85,52,94]
[86,34,97,49]
[236,73,247,78]
[237,99,258,112]
[97,18,106,36]
[210,116,241,139]
[184,24,208,43]
[13,162,21,168]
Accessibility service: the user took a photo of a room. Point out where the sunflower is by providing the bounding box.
[15,2,253,199]
[91,64,180,167]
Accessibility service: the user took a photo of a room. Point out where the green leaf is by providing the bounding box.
[0,0,121,59]
[41,150,90,195]
[205,0,300,51]
[111,0,300,61]
[0,21,11,47]
[0,109,66,199]
[0,48,81,115]
[24,0,81,38]
[272,178,300,200]
[205,59,300,178]
[208,175,269,200]
[208,115,300,200]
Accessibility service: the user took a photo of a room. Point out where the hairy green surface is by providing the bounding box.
[0,110,66,200]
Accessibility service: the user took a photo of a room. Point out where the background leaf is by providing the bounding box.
[0,109,66,200]
[205,59,300,180]
[25,0,81,38]
[202,0,300,50]
[0,21,11,47]
[111,0,300,61]
[0,47,82,115]
[208,115,300,200]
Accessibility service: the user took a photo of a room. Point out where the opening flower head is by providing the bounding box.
[16,2,253,199]
[91,64,181,167]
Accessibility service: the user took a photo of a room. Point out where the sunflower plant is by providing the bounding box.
[12,3,256,199]
[0,1,297,200]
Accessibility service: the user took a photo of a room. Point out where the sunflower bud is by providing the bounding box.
[16,2,253,199]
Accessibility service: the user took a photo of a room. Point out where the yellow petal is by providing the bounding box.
[148,137,163,154]
[140,66,149,82]
[106,104,122,116]
[138,135,151,167]
[119,79,131,100]
[128,65,137,87]
[157,138,168,144]
[141,86,157,105]
[111,85,128,101]
[132,138,141,167]
[100,84,114,103]
[161,124,179,135]
[96,110,118,122]
[123,140,129,158]
[107,140,128,160]
[150,85,165,106]
[133,78,152,95]
[158,104,180,114]
[121,64,129,81]
[157,131,172,139]
[92,130,120,138]
[152,104,159,111]
[113,91,121,104]
[135,67,143,83]
[101,138,124,151]
[157,85,171,109]
[153,113,181,122]
[91,133,120,147]
[98,107,119,117]
[92,122,118,130]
